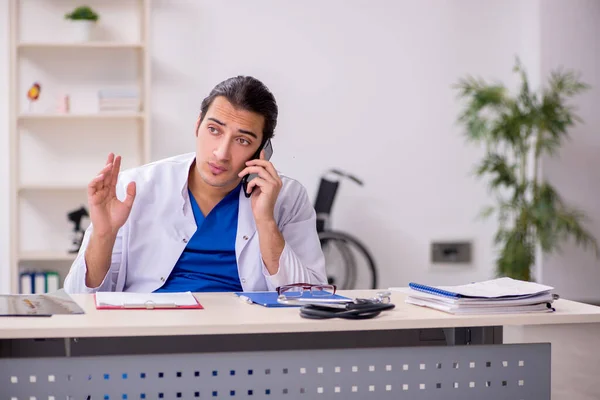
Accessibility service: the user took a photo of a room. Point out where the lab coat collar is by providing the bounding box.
[177,153,197,213]
[176,152,257,254]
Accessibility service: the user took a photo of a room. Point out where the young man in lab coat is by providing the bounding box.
[64,76,328,293]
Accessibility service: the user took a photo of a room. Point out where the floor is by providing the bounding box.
[504,324,600,400]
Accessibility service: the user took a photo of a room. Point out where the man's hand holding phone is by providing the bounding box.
[239,148,285,275]
[238,149,282,225]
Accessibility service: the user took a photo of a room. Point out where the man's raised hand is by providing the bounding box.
[87,153,136,238]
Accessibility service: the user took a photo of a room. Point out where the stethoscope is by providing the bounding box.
[278,291,395,320]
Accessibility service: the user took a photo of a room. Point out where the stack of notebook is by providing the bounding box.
[399,277,556,315]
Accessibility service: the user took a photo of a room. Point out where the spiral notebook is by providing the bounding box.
[407,277,554,299]
[397,278,556,315]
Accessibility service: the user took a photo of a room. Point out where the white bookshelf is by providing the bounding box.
[8,0,152,293]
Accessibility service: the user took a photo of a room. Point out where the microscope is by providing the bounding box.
[67,206,89,253]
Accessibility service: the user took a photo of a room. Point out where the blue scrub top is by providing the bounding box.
[155,185,243,293]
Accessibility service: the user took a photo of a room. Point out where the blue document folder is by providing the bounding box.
[234,291,350,307]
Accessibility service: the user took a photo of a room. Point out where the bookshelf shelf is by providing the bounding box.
[18,42,144,50]
[18,184,87,192]
[19,251,78,262]
[18,112,145,121]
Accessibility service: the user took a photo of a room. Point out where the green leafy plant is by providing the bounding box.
[65,5,99,22]
[455,58,599,281]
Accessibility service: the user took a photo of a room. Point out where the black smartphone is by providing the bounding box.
[242,139,273,198]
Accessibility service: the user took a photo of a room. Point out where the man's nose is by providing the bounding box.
[213,140,231,161]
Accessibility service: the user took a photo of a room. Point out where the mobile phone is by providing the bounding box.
[242,139,273,198]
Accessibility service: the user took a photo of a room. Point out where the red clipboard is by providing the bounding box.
[93,293,204,310]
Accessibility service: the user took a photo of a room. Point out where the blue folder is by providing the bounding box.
[234,291,350,307]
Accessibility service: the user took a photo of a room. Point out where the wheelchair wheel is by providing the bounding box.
[320,235,357,289]
[318,230,378,289]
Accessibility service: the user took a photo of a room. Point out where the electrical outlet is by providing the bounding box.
[431,241,472,264]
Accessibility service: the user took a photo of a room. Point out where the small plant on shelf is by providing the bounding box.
[64,5,100,22]
[64,5,100,42]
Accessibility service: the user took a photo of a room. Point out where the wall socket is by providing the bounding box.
[431,241,472,264]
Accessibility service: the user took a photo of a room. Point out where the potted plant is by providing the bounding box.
[455,58,599,281]
[64,5,100,42]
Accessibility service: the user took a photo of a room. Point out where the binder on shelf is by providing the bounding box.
[46,272,60,293]
[19,271,62,294]
[34,272,46,294]
[19,273,33,295]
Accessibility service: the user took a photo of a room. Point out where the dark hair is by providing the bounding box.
[199,76,278,145]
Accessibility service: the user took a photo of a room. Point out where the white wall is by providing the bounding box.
[539,0,600,303]
[0,1,10,294]
[151,0,538,288]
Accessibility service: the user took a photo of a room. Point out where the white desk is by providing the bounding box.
[1,290,599,399]
[2,290,599,338]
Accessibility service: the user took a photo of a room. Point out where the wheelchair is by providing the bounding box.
[314,169,378,289]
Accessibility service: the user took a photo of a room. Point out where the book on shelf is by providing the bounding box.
[97,88,140,112]
[19,271,61,294]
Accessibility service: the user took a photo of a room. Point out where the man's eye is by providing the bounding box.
[238,138,250,145]
[208,127,218,134]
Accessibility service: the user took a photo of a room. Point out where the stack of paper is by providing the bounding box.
[97,89,140,112]
[394,277,556,315]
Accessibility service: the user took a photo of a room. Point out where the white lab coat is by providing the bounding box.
[63,152,328,293]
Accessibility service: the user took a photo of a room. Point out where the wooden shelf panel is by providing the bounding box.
[19,251,78,262]
[18,42,145,50]
[18,112,145,121]
[18,185,87,192]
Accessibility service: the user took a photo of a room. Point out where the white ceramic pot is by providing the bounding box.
[71,20,94,42]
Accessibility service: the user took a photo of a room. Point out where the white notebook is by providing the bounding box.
[404,290,555,306]
[95,291,201,309]
[405,297,554,315]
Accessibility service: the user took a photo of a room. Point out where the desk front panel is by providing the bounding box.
[2,340,549,400]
